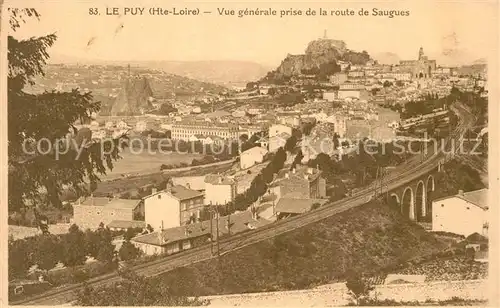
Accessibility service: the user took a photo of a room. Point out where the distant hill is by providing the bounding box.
[372,52,401,65]
[472,58,487,65]
[144,61,271,87]
[48,55,270,87]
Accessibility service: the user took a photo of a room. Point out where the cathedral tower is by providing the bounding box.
[418,47,424,60]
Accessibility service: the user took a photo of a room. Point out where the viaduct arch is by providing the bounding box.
[386,168,438,222]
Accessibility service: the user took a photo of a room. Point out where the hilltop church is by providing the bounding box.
[398,47,437,79]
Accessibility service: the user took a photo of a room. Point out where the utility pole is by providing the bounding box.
[216,206,220,257]
[209,203,214,255]
[373,165,380,198]
[227,202,231,236]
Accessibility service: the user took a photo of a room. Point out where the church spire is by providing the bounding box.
[323,29,327,39]
[418,47,424,60]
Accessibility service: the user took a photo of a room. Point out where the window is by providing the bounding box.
[466,207,470,210]
[158,195,161,199]
[97,211,101,215]
[441,204,444,207]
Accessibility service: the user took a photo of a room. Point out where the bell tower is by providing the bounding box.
[418,47,424,60]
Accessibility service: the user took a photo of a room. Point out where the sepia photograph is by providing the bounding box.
[2,0,497,306]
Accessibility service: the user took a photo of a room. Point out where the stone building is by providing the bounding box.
[72,196,143,230]
[204,174,237,206]
[143,184,205,231]
[270,166,327,200]
[398,47,437,79]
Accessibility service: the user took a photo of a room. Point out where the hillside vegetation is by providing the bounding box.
[156,200,447,296]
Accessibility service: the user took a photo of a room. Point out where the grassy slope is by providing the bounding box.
[158,200,447,296]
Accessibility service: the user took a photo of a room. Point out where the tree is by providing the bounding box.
[119,241,141,261]
[84,229,101,258]
[239,134,249,143]
[9,238,33,279]
[32,234,61,271]
[345,271,374,305]
[124,228,139,241]
[155,103,177,115]
[290,149,304,170]
[277,92,305,107]
[75,270,209,306]
[284,135,297,152]
[61,224,87,266]
[246,82,258,90]
[8,9,126,214]
[272,147,287,172]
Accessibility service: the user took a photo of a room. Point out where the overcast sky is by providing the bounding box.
[6,0,498,66]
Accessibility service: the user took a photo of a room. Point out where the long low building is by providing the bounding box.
[131,211,272,255]
[171,122,239,141]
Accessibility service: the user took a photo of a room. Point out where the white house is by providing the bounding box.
[135,121,147,132]
[322,91,336,102]
[117,120,129,130]
[204,175,237,206]
[269,132,291,153]
[432,188,489,237]
[105,121,114,129]
[269,124,293,138]
[338,89,361,100]
[240,146,268,169]
[144,184,205,232]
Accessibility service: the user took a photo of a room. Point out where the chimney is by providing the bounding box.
[304,175,309,180]
[185,227,190,237]
[166,182,172,193]
[292,168,296,174]
[308,167,313,174]
[218,177,223,184]
[186,183,191,189]
[152,187,157,195]
[458,189,464,196]
[285,173,289,179]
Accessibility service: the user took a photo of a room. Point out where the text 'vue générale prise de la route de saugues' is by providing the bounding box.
[88,7,411,18]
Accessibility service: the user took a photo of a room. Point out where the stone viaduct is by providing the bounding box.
[381,158,447,222]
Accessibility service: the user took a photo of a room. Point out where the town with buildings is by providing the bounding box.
[8,20,491,307]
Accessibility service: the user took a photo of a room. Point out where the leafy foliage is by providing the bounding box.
[119,240,141,261]
[341,50,371,65]
[61,224,87,266]
[434,158,485,199]
[75,270,209,306]
[345,271,375,305]
[8,224,118,280]
[8,9,125,214]
[154,103,177,115]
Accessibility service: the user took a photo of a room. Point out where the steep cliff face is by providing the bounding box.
[272,38,346,78]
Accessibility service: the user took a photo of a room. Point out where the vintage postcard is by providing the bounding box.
[1,0,498,306]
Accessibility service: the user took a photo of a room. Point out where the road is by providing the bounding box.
[11,103,474,306]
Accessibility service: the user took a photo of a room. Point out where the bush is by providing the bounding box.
[71,268,90,283]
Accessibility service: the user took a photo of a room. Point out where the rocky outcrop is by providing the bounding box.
[272,38,346,78]
[111,77,153,116]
